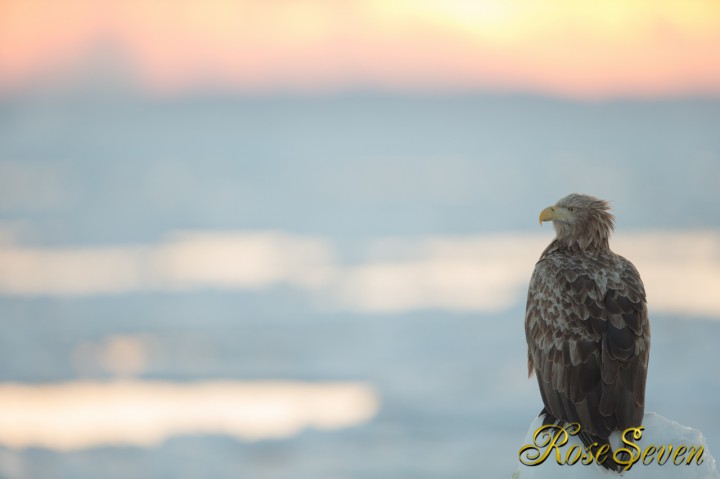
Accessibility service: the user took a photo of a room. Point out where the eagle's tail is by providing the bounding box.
[539,408,625,473]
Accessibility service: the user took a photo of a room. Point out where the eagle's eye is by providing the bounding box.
[567,207,576,212]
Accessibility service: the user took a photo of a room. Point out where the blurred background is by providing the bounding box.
[1,1,719,477]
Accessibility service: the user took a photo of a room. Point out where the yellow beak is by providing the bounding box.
[539,206,556,224]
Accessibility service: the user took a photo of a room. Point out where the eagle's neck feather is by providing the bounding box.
[547,236,610,256]
[551,210,614,253]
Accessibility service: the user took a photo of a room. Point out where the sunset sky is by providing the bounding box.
[1,0,719,98]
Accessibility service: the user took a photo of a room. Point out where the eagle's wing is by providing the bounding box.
[525,252,650,439]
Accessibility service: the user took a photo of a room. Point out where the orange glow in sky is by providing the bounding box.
[1,0,719,97]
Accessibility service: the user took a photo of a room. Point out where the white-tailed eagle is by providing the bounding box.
[525,193,650,472]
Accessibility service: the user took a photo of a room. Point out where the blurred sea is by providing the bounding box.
[0,93,719,478]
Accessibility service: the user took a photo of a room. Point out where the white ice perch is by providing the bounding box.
[513,412,719,478]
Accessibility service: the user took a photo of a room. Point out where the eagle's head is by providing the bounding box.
[539,193,615,250]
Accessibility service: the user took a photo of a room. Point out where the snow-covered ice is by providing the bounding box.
[513,412,719,478]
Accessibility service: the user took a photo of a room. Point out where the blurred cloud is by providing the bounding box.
[332,235,540,312]
[614,232,720,319]
[73,335,151,378]
[152,232,335,291]
[0,231,335,295]
[0,380,379,450]
[0,230,719,317]
[0,0,719,97]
